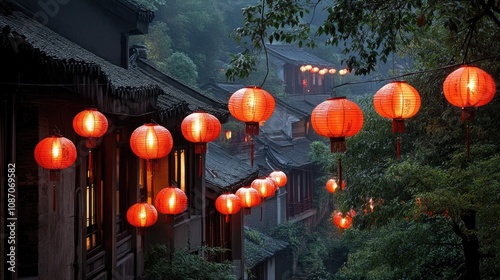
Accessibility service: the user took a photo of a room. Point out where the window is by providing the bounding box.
[86,150,102,253]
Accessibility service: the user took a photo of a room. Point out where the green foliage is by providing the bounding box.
[165,52,198,86]
[229,0,500,77]
[129,21,173,72]
[144,244,236,280]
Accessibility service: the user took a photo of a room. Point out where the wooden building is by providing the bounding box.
[0,1,228,279]
[266,44,338,95]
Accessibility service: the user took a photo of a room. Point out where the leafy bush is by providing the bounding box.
[144,244,236,280]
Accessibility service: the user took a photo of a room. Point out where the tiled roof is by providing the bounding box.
[257,135,313,171]
[205,143,259,192]
[0,10,228,120]
[266,44,334,67]
[244,226,288,268]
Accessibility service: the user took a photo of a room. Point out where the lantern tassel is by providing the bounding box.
[250,137,254,166]
[88,150,94,184]
[198,154,202,177]
[338,157,343,192]
[225,215,229,223]
[466,121,470,159]
[396,136,401,160]
[53,183,56,212]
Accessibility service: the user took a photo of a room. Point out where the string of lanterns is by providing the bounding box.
[33,64,496,233]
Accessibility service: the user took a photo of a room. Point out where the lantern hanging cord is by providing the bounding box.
[331,54,500,90]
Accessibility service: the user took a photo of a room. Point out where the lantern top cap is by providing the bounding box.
[244,85,262,89]
[327,96,347,101]
[142,123,159,127]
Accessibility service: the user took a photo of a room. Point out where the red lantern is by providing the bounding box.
[126,202,158,228]
[325,179,346,194]
[332,210,353,230]
[312,97,363,190]
[443,66,496,158]
[228,86,276,166]
[269,171,287,188]
[154,186,188,216]
[181,111,221,176]
[72,108,108,148]
[130,123,173,160]
[374,81,421,158]
[251,178,277,199]
[34,135,77,170]
[181,111,221,154]
[235,186,261,214]
[443,65,496,120]
[373,81,421,133]
[311,97,364,153]
[34,135,77,211]
[215,194,242,222]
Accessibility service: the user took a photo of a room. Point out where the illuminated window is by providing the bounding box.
[85,154,102,252]
[174,149,186,192]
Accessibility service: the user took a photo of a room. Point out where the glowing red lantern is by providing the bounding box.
[332,210,353,229]
[443,66,496,158]
[72,108,108,148]
[374,81,421,158]
[34,135,77,170]
[154,186,188,216]
[235,186,261,214]
[228,86,276,166]
[215,194,242,222]
[181,111,221,154]
[312,97,363,189]
[374,81,421,133]
[130,123,173,160]
[325,179,346,194]
[251,178,277,199]
[443,65,496,120]
[126,202,158,228]
[269,171,287,188]
[311,97,364,153]
[34,134,77,211]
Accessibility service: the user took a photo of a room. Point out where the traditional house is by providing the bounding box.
[266,44,340,95]
[243,226,289,280]
[0,1,228,279]
[204,142,259,279]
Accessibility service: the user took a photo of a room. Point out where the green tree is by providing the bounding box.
[165,52,198,86]
[227,0,500,79]
[144,244,236,280]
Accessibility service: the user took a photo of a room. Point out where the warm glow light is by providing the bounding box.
[311,97,364,153]
[126,202,158,228]
[228,86,275,135]
[225,130,232,140]
[443,65,496,109]
[300,65,307,72]
[52,139,61,159]
[251,178,277,199]
[329,68,336,74]
[235,186,261,209]
[73,108,108,140]
[215,194,242,222]
[130,123,173,160]
[34,135,77,170]
[373,81,421,134]
[269,171,287,187]
[154,186,188,215]
[181,112,221,154]
[326,179,346,193]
